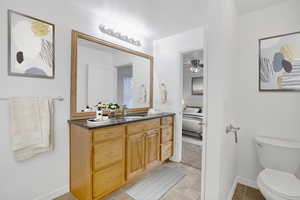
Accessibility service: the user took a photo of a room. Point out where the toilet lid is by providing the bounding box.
[259,169,300,200]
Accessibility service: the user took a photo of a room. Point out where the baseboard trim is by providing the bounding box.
[227,177,239,200]
[33,185,68,200]
[237,176,258,189]
[227,176,258,200]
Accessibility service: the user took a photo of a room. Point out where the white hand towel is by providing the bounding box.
[9,97,54,161]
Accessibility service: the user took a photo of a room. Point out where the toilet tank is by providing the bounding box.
[255,136,300,174]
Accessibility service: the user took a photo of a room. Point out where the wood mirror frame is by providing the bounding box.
[70,30,153,118]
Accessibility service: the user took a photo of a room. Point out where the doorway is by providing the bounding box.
[180,49,204,170]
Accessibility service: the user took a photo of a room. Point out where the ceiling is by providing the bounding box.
[78,37,143,59]
[183,50,204,66]
[68,0,284,42]
[69,0,208,41]
[236,0,284,14]
[78,38,122,55]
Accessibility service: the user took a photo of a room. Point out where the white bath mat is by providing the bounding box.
[126,166,185,200]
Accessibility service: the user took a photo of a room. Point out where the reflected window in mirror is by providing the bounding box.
[117,64,133,108]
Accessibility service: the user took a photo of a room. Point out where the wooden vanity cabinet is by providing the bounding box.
[145,128,161,168]
[92,126,126,198]
[160,117,174,161]
[126,119,160,180]
[70,124,126,200]
[70,116,174,200]
[126,132,146,180]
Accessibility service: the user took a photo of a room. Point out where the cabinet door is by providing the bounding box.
[145,129,161,169]
[126,132,146,180]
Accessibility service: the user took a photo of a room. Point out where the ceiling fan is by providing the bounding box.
[190,59,204,73]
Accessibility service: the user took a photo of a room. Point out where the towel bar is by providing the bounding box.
[0,96,64,101]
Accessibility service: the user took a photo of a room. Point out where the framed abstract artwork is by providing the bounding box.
[8,10,55,79]
[259,31,300,91]
[192,77,203,95]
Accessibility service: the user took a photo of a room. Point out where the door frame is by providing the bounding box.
[200,27,208,200]
[178,28,208,200]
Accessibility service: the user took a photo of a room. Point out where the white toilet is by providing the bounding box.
[255,136,300,200]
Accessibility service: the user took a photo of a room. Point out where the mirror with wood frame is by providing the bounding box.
[70,30,153,118]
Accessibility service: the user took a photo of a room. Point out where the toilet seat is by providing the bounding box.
[258,169,300,200]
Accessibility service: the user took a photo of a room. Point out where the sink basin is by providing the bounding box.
[124,116,144,120]
[86,115,145,126]
[87,118,111,126]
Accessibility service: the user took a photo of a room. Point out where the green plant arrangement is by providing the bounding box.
[107,103,120,110]
[96,102,120,110]
[95,102,121,116]
[96,102,108,111]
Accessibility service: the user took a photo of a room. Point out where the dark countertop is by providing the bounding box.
[68,112,175,129]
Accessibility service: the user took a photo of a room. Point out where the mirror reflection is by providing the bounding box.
[76,38,151,113]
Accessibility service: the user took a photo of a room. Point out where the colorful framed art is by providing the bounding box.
[8,10,55,79]
[259,31,300,91]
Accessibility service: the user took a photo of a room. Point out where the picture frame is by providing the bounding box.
[8,10,55,79]
[259,31,300,91]
[192,77,203,95]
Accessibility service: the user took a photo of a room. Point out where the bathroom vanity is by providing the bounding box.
[68,113,175,200]
[68,30,173,200]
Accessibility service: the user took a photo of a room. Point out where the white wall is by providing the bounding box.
[153,27,204,162]
[0,1,152,199]
[219,0,239,199]
[235,0,300,184]
[203,0,239,199]
[77,45,151,111]
[77,45,117,111]
[183,67,203,107]
[113,53,151,108]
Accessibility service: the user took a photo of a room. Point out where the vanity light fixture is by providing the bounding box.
[98,24,141,46]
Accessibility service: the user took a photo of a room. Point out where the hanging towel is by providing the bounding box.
[9,97,54,161]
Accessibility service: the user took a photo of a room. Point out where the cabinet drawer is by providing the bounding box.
[93,161,124,198]
[93,138,124,171]
[145,119,160,130]
[161,142,173,161]
[127,119,160,135]
[161,126,173,143]
[161,117,173,125]
[93,126,125,144]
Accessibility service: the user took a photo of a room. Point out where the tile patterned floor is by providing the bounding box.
[55,161,201,200]
[232,184,265,200]
[182,140,202,169]
[55,164,263,200]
